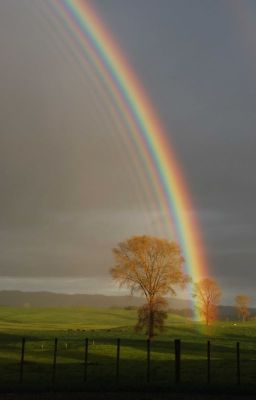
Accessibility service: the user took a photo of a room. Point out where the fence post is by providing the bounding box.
[236,342,240,385]
[19,337,26,384]
[146,339,151,383]
[116,338,120,384]
[52,338,58,386]
[174,339,181,384]
[84,338,88,382]
[207,340,211,384]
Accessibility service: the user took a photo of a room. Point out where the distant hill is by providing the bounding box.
[0,291,255,320]
[0,290,191,309]
[218,305,256,320]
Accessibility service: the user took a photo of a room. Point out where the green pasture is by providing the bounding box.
[0,306,255,393]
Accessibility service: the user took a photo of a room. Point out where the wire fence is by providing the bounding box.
[1,336,253,392]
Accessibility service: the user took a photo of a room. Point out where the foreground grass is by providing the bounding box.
[0,306,255,393]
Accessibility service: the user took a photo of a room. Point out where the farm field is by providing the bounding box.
[0,306,255,394]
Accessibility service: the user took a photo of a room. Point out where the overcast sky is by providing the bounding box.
[0,0,256,305]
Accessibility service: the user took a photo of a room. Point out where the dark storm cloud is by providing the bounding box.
[1,0,256,302]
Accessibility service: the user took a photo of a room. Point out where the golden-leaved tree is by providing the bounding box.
[193,277,221,325]
[235,295,251,322]
[111,235,189,338]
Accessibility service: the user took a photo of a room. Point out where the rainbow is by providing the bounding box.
[46,0,209,309]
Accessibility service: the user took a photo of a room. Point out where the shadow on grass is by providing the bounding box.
[0,352,255,394]
[0,332,256,394]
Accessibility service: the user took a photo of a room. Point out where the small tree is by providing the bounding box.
[235,295,251,322]
[193,277,221,325]
[111,235,189,338]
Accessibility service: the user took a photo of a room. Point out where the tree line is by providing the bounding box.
[110,235,252,339]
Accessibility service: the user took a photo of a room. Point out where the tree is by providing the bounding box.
[111,235,188,338]
[235,295,251,322]
[193,278,221,325]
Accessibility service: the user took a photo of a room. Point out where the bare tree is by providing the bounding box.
[111,235,188,338]
[235,295,251,322]
[193,278,221,325]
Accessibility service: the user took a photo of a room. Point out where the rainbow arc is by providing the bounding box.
[47,0,209,314]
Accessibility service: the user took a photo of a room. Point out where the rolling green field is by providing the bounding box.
[0,306,256,393]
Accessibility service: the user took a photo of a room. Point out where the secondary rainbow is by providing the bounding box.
[51,0,209,296]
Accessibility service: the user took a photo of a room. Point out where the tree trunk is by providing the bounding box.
[148,301,154,339]
[206,302,209,326]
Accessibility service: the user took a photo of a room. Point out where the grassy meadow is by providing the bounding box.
[0,306,256,393]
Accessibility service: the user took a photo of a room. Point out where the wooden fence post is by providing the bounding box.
[236,342,240,385]
[174,339,181,384]
[52,338,58,386]
[207,340,211,384]
[116,338,120,384]
[19,337,26,384]
[147,339,151,383]
[84,338,88,382]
